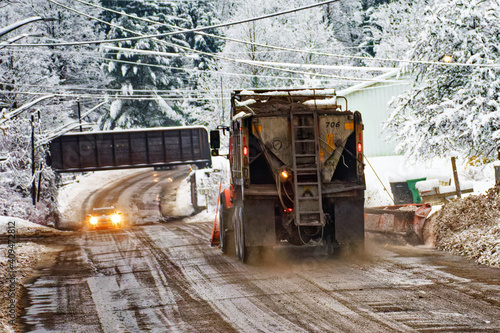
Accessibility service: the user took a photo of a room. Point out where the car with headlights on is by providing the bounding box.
[86,207,123,230]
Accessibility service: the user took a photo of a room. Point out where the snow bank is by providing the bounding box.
[180,156,230,224]
[365,155,494,207]
[365,155,429,206]
[169,176,195,217]
[426,189,500,268]
[0,216,68,237]
[415,179,439,192]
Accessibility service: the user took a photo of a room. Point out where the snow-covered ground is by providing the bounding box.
[364,155,494,207]
[0,216,70,237]
[0,155,497,332]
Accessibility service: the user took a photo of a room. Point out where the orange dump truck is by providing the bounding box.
[211,88,365,262]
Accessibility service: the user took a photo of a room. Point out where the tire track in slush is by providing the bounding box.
[81,167,188,226]
[159,223,400,333]
[132,228,237,332]
[128,167,190,223]
[79,171,154,223]
[154,221,500,332]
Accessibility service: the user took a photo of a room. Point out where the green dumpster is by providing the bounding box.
[406,178,426,204]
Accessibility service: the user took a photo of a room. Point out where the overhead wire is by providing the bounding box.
[0,89,232,100]
[42,0,348,80]
[102,45,398,81]
[72,0,393,68]
[8,0,399,76]
[0,52,330,84]
[0,0,341,47]
[35,0,393,82]
[1,0,498,71]
[1,48,390,83]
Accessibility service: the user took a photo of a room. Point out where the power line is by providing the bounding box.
[3,0,500,70]
[44,0,362,80]
[0,49,339,82]
[72,0,372,59]
[102,45,396,81]
[0,0,340,47]
[0,89,233,101]
[6,0,395,74]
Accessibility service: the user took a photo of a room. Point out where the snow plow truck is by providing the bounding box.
[211,88,365,262]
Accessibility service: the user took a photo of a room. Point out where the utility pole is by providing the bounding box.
[77,98,82,132]
[451,156,462,199]
[31,114,36,205]
[36,110,42,203]
[220,78,224,125]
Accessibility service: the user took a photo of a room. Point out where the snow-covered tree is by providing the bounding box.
[324,0,364,49]
[98,0,223,129]
[370,0,435,66]
[0,0,104,224]
[385,0,500,160]
[192,0,349,128]
[324,0,393,61]
[175,1,224,72]
[218,0,345,88]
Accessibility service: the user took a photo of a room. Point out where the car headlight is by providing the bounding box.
[111,214,121,224]
[89,216,98,225]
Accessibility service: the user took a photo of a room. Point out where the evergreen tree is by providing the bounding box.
[175,1,224,71]
[369,0,435,67]
[98,0,223,129]
[385,0,500,160]
[325,0,392,60]
[324,0,363,49]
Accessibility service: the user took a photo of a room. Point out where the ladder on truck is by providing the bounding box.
[290,110,325,227]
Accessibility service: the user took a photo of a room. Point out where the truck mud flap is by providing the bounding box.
[243,199,276,248]
[333,197,365,246]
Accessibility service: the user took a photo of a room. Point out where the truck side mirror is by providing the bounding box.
[210,130,220,149]
[210,130,220,156]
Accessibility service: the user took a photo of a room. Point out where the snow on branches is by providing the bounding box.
[385,0,500,160]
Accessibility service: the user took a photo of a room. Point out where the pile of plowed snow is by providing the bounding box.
[425,189,500,268]
[0,216,69,237]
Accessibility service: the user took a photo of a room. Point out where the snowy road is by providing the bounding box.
[20,168,500,332]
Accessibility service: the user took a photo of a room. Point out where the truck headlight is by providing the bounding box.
[111,214,121,224]
[89,216,98,225]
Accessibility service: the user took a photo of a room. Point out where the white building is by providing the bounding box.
[338,70,409,157]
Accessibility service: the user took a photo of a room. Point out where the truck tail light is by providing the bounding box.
[241,126,250,187]
[229,137,233,163]
[354,111,364,182]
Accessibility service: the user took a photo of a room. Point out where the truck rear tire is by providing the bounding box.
[220,199,235,256]
[234,207,247,262]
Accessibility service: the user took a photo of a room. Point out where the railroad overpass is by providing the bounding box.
[47,126,211,172]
